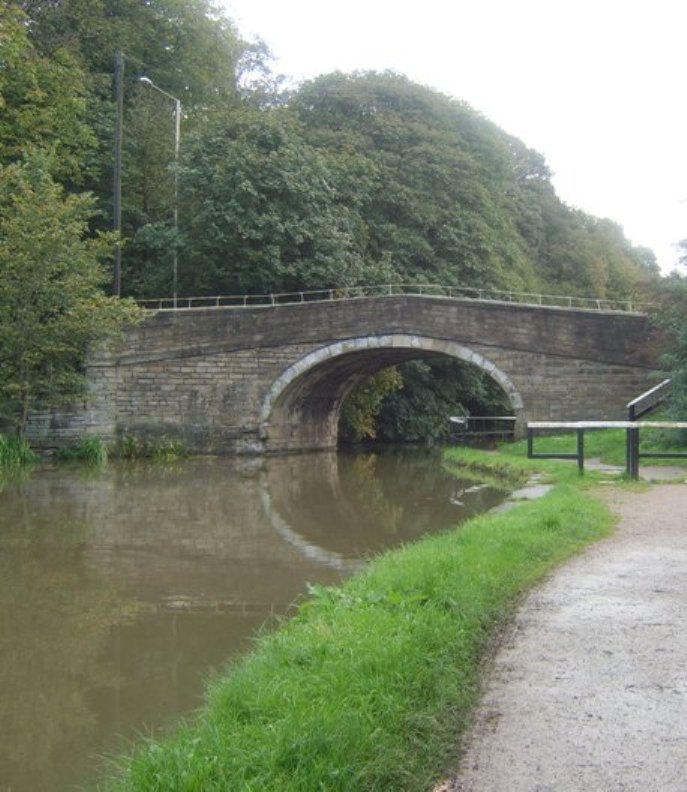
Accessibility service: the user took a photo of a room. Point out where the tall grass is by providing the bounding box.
[56,435,109,465]
[0,434,37,468]
[103,481,613,791]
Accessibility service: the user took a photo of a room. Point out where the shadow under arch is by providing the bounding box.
[259,334,525,453]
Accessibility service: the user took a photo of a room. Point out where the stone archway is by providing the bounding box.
[259,334,524,453]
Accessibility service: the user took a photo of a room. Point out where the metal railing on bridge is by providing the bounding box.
[136,284,647,314]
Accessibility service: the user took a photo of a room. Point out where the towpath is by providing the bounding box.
[442,481,687,792]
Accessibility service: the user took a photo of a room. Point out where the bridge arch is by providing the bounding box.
[259,334,524,452]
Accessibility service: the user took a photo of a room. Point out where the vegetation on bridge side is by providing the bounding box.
[102,450,614,791]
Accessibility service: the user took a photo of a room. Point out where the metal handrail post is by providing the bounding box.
[577,428,585,474]
[626,427,640,479]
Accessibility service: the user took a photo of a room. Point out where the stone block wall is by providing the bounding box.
[26,295,659,454]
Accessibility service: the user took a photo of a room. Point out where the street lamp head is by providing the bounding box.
[138,75,180,106]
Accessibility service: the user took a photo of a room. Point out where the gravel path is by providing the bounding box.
[443,483,687,792]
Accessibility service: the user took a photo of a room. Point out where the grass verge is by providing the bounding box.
[103,448,614,791]
[442,444,596,488]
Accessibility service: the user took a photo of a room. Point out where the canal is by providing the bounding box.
[0,447,507,791]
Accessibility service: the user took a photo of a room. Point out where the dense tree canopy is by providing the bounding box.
[9,0,658,302]
[2,0,669,442]
[17,0,267,294]
[0,2,96,183]
[291,72,539,292]
[21,0,256,108]
[176,106,401,297]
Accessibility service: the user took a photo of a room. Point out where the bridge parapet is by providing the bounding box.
[116,294,656,369]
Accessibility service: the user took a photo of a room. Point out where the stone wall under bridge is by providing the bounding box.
[27,294,659,454]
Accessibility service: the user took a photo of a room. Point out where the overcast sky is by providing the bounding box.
[222,0,686,273]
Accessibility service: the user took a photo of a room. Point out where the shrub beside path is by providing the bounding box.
[442,483,687,792]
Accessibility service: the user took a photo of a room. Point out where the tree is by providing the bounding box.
[0,153,141,436]
[677,239,687,271]
[0,1,96,185]
[339,358,512,445]
[376,359,511,444]
[291,72,539,292]
[539,208,659,299]
[339,368,403,442]
[18,0,272,299]
[179,107,392,295]
[650,277,687,434]
[21,0,257,109]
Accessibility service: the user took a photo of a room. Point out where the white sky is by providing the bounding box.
[222,0,686,273]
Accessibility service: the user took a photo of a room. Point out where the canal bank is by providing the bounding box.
[102,451,615,791]
[444,482,687,791]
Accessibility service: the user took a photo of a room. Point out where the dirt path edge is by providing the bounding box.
[440,484,687,792]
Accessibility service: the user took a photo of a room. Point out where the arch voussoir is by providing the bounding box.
[260,334,524,452]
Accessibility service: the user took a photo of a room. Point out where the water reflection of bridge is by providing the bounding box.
[75,451,505,584]
[0,449,506,792]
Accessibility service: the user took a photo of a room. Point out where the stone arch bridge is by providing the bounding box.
[31,293,658,454]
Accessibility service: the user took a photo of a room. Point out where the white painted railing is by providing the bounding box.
[136,284,648,314]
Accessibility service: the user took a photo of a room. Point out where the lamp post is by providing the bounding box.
[113,50,124,296]
[139,76,182,308]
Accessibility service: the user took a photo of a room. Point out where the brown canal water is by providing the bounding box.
[0,447,506,791]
